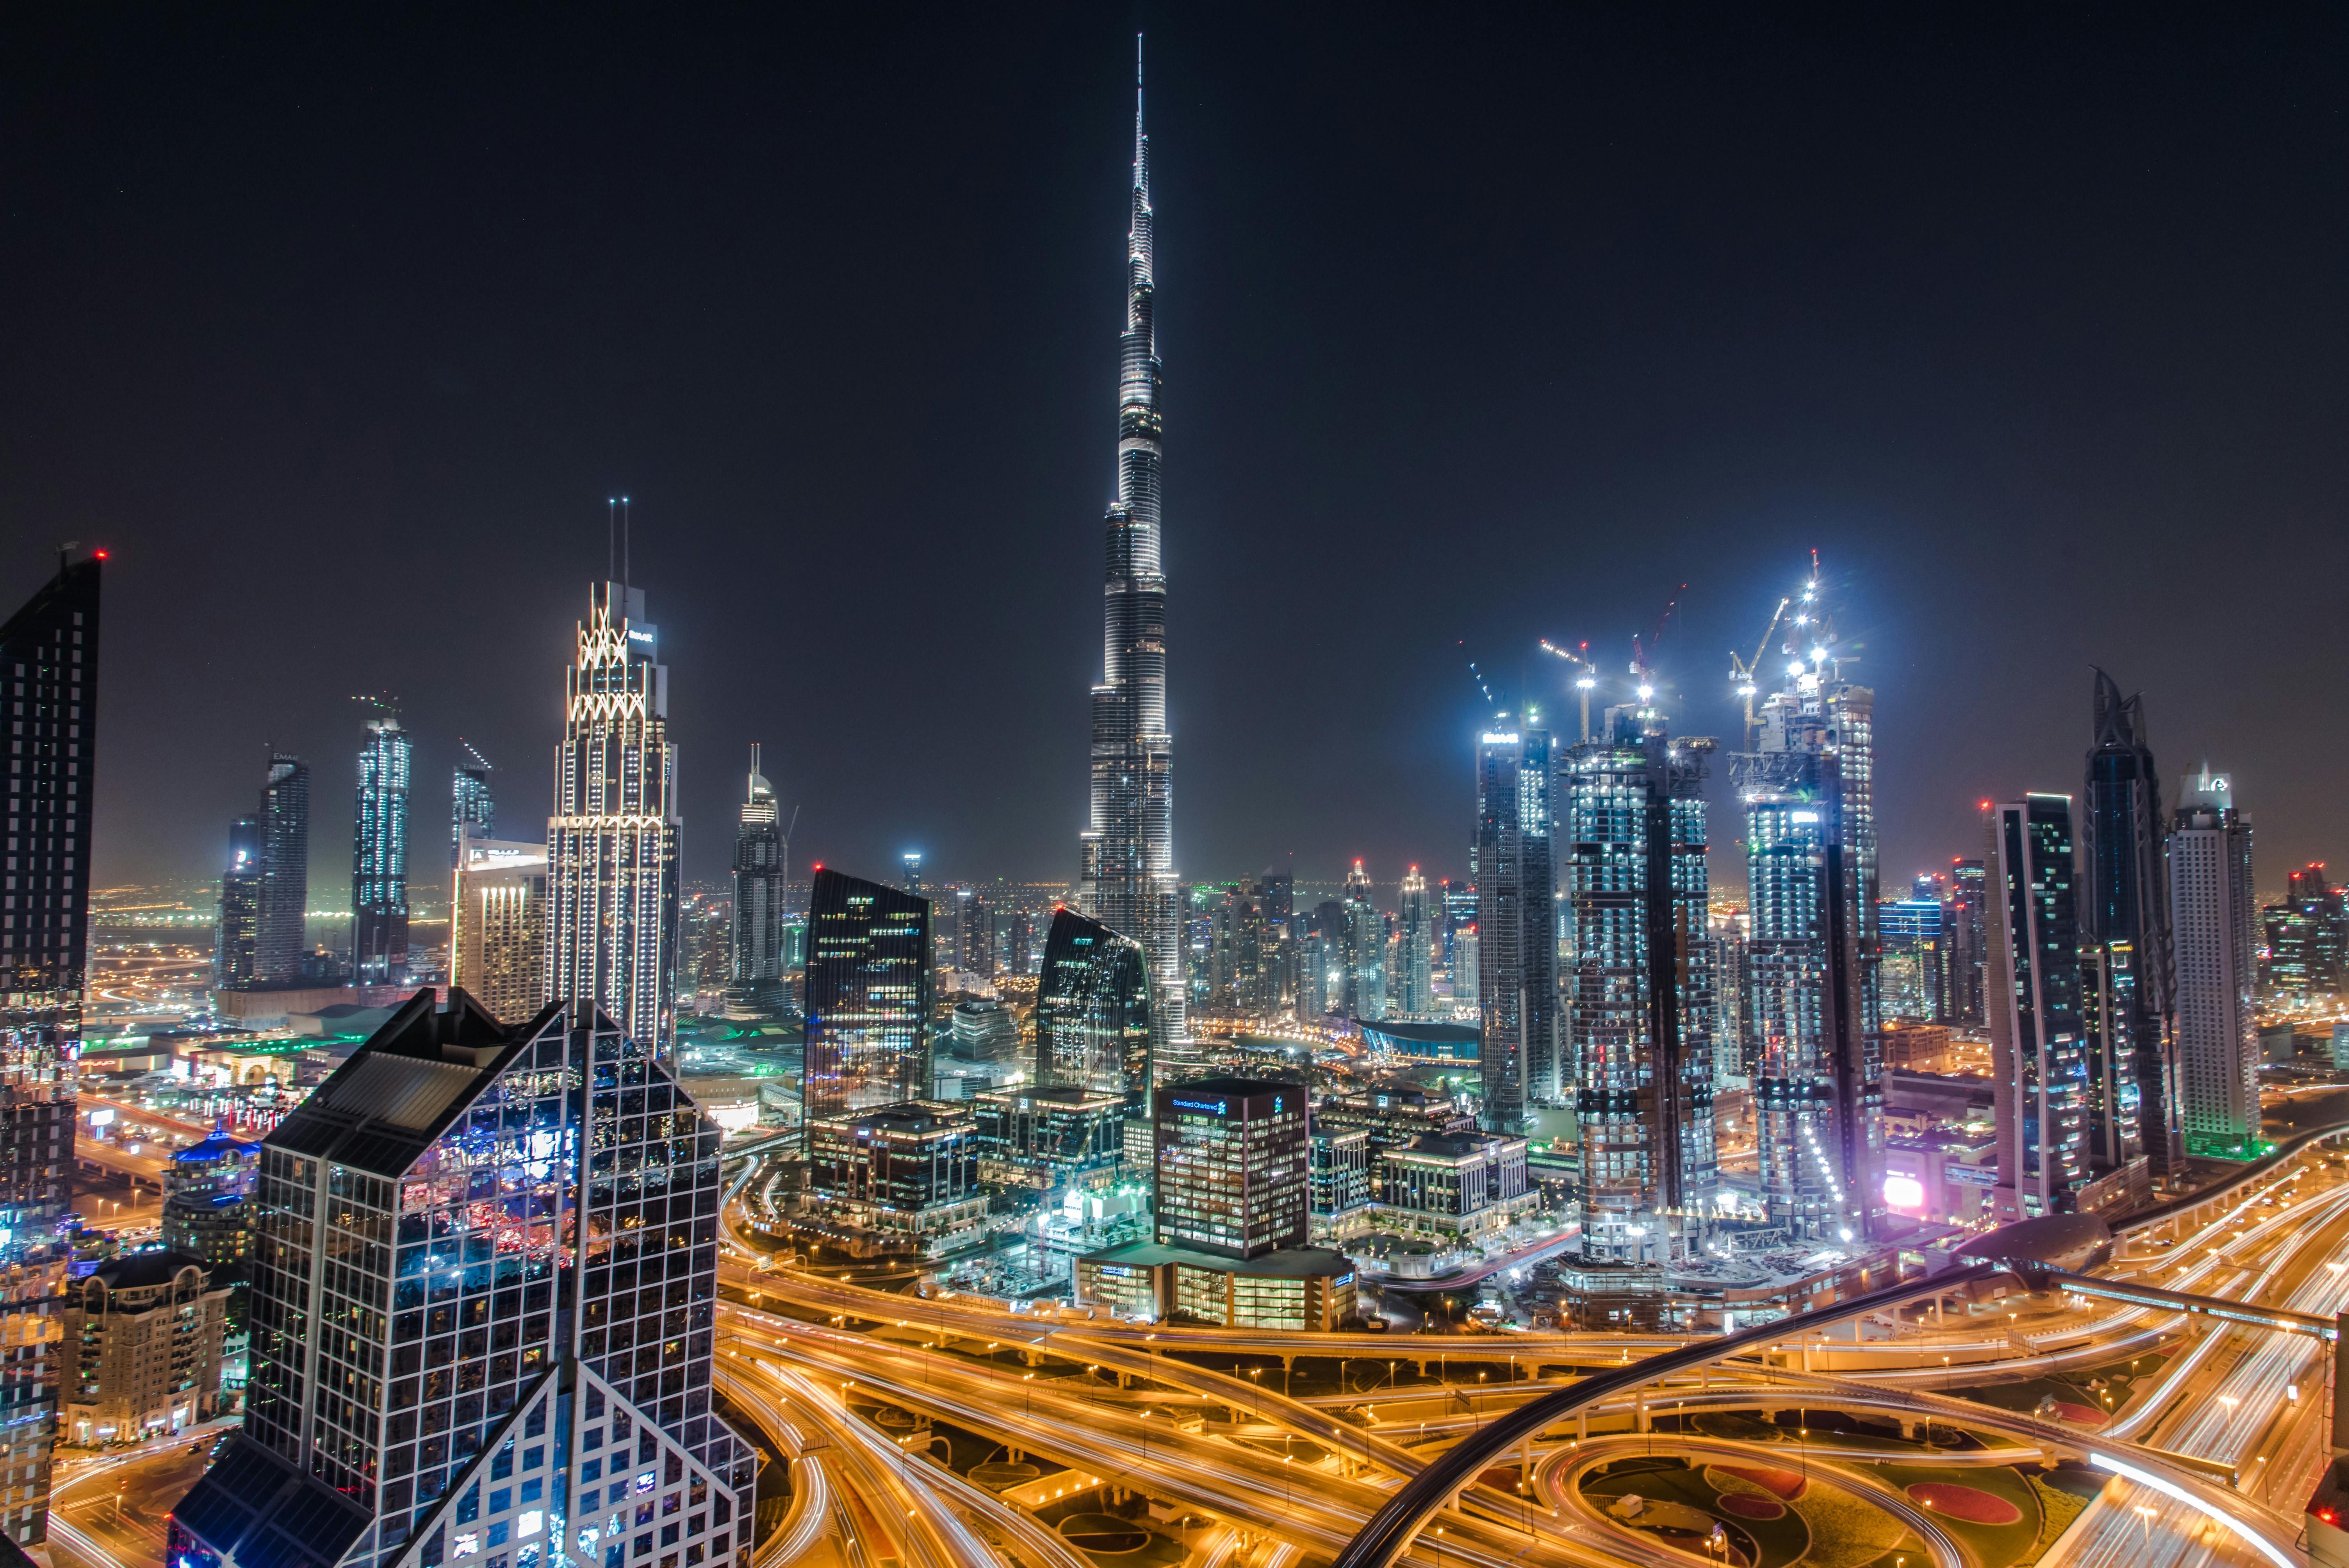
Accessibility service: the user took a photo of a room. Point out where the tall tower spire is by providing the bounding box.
[1078,34,1189,1081]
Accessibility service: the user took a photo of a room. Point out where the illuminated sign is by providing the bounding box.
[1172,1098,1227,1115]
[626,629,654,644]
[1480,732,1521,745]
[1882,1174,1926,1212]
[1790,811,1820,824]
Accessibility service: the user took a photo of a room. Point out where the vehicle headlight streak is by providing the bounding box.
[2084,1452,2295,1568]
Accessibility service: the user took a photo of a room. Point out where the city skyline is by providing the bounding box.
[10,11,2344,901]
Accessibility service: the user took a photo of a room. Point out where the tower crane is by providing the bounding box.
[1537,638,1599,741]
[1726,595,1791,752]
[1628,583,1688,713]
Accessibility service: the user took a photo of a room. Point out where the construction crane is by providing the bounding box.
[1538,638,1599,741]
[1459,640,1508,724]
[1628,583,1688,711]
[1726,595,1791,752]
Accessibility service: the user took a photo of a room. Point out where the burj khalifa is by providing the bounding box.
[1077,38,1192,1077]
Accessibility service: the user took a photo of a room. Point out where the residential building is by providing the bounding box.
[1878,894,1944,1023]
[725,747,787,1018]
[1946,857,1987,1027]
[0,551,97,1550]
[257,755,311,988]
[2263,863,2347,1002]
[162,1127,261,1279]
[450,838,548,1026]
[801,868,931,1140]
[1340,861,1385,1023]
[2083,668,2180,1178]
[170,991,755,1568]
[547,581,680,1056]
[1561,702,1716,1262]
[1074,50,1189,1084]
[1395,867,1433,1017]
[353,713,411,985]
[63,1253,231,1445]
[2170,768,2258,1158]
[1474,720,1558,1133]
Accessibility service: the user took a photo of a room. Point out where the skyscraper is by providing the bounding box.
[547,583,680,1056]
[1986,794,2136,1219]
[1475,721,1557,1134]
[1075,41,1188,1080]
[1877,893,1945,1022]
[451,838,548,1025]
[725,746,786,1017]
[451,742,494,868]
[257,754,310,987]
[1734,627,1878,1245]
[215,816,262,989]
[2170,768,2258,1158]
[1340,861,1385,1023]
[170,992,754,1568]
[801,868,932,1142]
[2083,668,2180,1178]
[1034,906,1154,1166]
[2262,863,2347,1001]
[354,712,411,985]
[0,551,97,1552]
[1395,867,1433,1018]
[1562,704,1715,1262]
[1946,857,1987,1026]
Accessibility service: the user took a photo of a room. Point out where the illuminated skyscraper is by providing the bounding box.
[2083,668,2179,1176]
[215,816,262,989]
[0,551,97,1552]
[257,754,310,986]
[171,993,754,1568]
[1563,703,1715,1262]
[1340,861,1385,1023]
[2170,767,2258,1158]
[801,868,931,1142]
[354,712,411,985]
[1946,857,1987,1026]
[1985,795,2098,1218]
[725,746,786,1017]
[452,838,548,1025]
[1734,596,1878,1244]
[1474,721,1557,1134]
[1877,893,1944,1022]
[451,742,494,868]
[1034,906,1153,1165]
[1076,40,1188,1078]
[1395,866,1433,1017]
[547,583,680,1056]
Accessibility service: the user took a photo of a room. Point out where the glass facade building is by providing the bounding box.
[800,868,931,1141]
[217,816,264,989]
[1985,794,2111,1219]
[1152,1078,1306,1261]
[453,746,495,871]
[454,841,551,1027]
[170,991,752,1568]
[1034,908,1151,1102]
[0,551,98,1550]
[356,715,413,986]
[547,584,680,1058]
[258,754,313,987]
[1474,723,1557,1134]
[1075,48,1190,1082]
[1394,868,1432,1019]
[1338,861,1385,1024]
[723,748,785,1018]
[2170,771,2259,1158]
[2083,667,2179,1177]
[1877,895,1945,1023]
[1562,705,1715,1262]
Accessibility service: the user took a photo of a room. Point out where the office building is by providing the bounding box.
[257,754,311,987]
[2263,863,2347,1001]
[1562,703,1716,1262]
[451,839,549,1026]
[1033,908,1151,1097]
[1339,861,1385,1023]
[1308,1127,1372,1240]
[1986,795,2143,1218]
[0,551,97,1550]
[171,991,755,1568]
[1474,720,1558,1134]
[725,747,787,1018]
[1878,893,1945,1023]
[1946,857,1987,1027]
[451,743,494,870]
[2083,668,2180,1178]
[1394,866,1433,1017]
[949,999,1018,1063]
[1375,1131,1535,1246]
[974,1084,1126,1190]
[1734,629,1879,1245]
[2170,768,2258,1158]
[1075,1076,1355,1330]
[215,816,263,989]
[801,868,931,1140]
[63,1252,232,1445]
[1075,48,1189,1083]
[547,582,680,1055]
[354,713,412,986]
[806,1103,986,1254]
[1710,928,1752,1080]
[1438,876,1476,1006]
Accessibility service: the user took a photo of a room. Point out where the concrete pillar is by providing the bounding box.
[1577,1411,1588,1441]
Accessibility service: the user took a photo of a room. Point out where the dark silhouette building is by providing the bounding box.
[2083,668,2179,1178]
[724,747,787,1017]
[801,868,932,1142]
[214,816,262,989]
[255,754,310,986]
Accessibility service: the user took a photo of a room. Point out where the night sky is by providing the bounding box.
[7,8,2345,902]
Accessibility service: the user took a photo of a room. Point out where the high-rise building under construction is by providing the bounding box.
[1076,40,1189,1080]
[1563,702,1716,1262]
